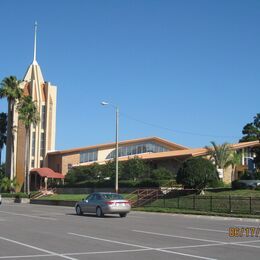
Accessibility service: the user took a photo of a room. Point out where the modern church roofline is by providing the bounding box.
[47,136,190,155]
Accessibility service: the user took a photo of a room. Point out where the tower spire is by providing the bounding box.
[33,21,38,64]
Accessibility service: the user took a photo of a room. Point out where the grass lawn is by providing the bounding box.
[37,193,135,201]
[204,189,260,197]
[38,194,86,201]
[145,189,260,215]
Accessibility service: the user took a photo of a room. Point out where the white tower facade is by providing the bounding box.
[8,23,57,189]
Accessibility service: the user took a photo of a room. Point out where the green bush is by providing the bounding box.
[137,179,160,188]
[208,179,225,188]
[240,171,260,180]
[1,192,29,198]
[151,168,173,180]
[176,157,218,193]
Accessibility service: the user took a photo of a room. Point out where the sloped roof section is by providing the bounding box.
[48,137,189,155]
[75,140,260,167]
[30,168,64,179]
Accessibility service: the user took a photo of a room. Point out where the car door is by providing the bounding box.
[86,194,97,213]
[81,194,93,213]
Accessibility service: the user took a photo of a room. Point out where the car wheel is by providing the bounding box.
[96,206,103,217]
[119,213,127,218]
[76,205,83,215]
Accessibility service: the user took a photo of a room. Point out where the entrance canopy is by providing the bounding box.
[30,167,64,179]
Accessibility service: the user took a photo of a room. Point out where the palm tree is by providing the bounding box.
[0,176,12,192]
[206,141,234,179]
[17,95,39,194]
[0,112,7,164]
[230,151,242,181]
[0,76,22,180]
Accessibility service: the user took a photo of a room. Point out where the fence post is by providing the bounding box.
[177,196,180,209]
[229,195,232,213]
[193,195,196,210]
[249,197,252,214]
[210,196,213,212]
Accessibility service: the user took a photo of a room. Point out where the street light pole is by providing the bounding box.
[115,106,119,193]
[101,102,119,193]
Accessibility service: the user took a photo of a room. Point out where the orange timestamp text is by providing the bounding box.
[229,227,260,237]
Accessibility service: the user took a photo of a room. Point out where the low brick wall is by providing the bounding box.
[30,199,76,207]
[2,198,30,204]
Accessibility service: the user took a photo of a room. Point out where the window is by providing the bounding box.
[40,133,45,157]
[106,142,169,159]
[41,105,46,129]
[80,149,98,163]
[31,160,35,168]
[31,132,36,156]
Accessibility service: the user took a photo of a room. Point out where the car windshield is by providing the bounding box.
[102,194,124,200]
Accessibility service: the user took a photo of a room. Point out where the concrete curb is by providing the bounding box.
[30,199,76,207]
[2,198,30,204]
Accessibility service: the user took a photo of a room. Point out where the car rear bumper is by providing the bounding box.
[103,205,131,214]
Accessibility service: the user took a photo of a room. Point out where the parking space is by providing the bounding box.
[0,203,260,259]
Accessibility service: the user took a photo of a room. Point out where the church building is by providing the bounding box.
[5,23,57,190]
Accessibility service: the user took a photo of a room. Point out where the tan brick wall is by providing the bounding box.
[47,154,62,174]
[61,153,80,175]
[47,152,80,176]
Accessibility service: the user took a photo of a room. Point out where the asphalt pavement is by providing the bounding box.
[0,203,260,260]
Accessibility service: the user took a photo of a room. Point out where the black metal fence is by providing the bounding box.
[142,195,260,215]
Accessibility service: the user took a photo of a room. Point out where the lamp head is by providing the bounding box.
[101,101,109,106]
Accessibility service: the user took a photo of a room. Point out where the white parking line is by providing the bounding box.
[187,227,227,233]
[0,236,78,260]
[132,230,226,244]
[65,248,151,256]
[0,254,52,259]
[68,232,217,260]
[0,211,57,220]
[132,230,260,249]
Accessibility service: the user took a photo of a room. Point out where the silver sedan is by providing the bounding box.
[75,192,131,217]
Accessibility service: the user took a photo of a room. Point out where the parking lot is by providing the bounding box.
[0,203,260,259]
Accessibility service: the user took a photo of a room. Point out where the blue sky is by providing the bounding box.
[0,0,259,152]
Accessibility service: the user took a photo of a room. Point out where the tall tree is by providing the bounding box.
[0,112,7,164]
[240,113,260,169]
[17,95,39,194]
[0,76,22,180]
[206,141,233,179]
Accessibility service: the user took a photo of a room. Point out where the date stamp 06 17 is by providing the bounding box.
[229,227,260,237]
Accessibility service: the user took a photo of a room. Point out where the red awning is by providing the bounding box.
[30,168,65,179]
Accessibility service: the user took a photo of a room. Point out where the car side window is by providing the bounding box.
[87,195,94,201]
[96,194,102,200]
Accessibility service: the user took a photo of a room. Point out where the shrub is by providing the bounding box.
[1,192,29,198]
[137,179,160,188]
[150,168,173,180]
[176,157,218,193]
[208,179,225,188]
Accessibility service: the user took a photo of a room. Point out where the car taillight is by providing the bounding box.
[106,201,114,205]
